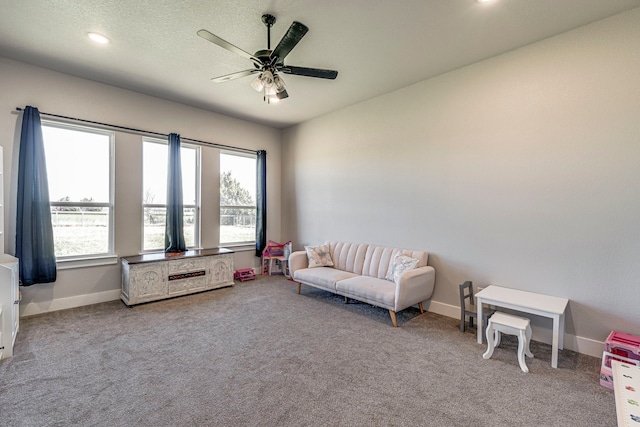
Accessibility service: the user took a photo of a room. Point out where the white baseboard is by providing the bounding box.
[428,300,604,358]
[20,289,121,317]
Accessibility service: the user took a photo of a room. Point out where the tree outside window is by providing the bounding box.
[220,152,256,244]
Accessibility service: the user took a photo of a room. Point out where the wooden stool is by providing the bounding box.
[483,312,534,373]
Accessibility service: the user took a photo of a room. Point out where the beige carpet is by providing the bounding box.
[0,275,615,426]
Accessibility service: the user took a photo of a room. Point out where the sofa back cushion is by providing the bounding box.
[327,241,428,280]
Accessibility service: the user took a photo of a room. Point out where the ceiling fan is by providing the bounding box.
[197,14,338,103]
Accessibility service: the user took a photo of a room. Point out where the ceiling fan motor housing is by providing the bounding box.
[254,49,273,66]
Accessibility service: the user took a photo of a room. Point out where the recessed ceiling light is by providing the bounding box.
[477,0,494,3]
[87,32,110,44]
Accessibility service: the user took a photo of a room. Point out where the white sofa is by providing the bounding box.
[289,241,436,327]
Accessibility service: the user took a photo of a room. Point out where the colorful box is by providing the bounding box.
[263,240,285,257]
[606,331,640,360]
[600,330,640,389]
[234,268,256,282]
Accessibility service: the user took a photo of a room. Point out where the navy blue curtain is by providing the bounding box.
[255,150,267,256]
[16,106,57,285]
[165,133,187,252]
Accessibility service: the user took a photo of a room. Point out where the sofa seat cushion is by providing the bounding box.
[335,276,396,310]
[293,267,358,292]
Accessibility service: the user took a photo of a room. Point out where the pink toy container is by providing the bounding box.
[234,268,256,282]
[600,330,640,389]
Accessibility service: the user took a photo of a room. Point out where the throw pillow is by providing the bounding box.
[304,244,334,268]
[385,254,419,283]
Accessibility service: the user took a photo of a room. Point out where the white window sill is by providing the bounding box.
[56,255,119,270]
[137,245,256,257]
[219,244,256,252]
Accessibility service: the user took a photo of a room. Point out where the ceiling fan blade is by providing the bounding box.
[211,69,260,83]
[271,21,309,63]
[197,29,261,66]
[279,65,338,80]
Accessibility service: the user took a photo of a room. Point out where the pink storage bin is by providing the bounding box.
[605,330,640,361]
[234,268,256,282]
[600,330,640,389]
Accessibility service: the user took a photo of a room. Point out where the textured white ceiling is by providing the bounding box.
[1,0,639,128]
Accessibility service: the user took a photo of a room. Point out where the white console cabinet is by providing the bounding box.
[0,254,19,360]
[121,248,234,306]
[0,146,5,254]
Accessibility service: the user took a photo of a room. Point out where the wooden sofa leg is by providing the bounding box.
[389,310,398,327]
[418,302,424,314]
[344,296,349,304]
[297,282,301,294]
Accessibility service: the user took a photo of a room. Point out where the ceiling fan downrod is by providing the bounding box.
[261,14,276,50]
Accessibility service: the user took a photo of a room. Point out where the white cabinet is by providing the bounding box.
[0,254,19,360]
[121,248,234,306]
[0,146,4,254]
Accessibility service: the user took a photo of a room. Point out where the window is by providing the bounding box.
[220,151,256,245]
[143,138,200,251]
[42,122,114,260]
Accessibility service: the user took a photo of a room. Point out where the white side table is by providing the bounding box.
[476,285,568,368]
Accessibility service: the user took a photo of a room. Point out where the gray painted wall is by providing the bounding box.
[282,9,640,351]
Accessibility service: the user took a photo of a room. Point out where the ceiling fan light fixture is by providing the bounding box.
[261,70,274,86]
[260,69,279,98]
[250,74,265,92]
[273,74,287,93]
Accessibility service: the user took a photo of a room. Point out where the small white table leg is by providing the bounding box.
[525,324,534,358]
[517,330,529,373]
[551,314,560,368]
[559,313,565,350]
[477,297,484,344]
[482,322,495,359]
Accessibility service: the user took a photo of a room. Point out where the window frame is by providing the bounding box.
[41,120,116,268]
[141,137,201,253]
[219,150,257,247]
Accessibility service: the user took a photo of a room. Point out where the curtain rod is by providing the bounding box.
[14,107,260,155]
